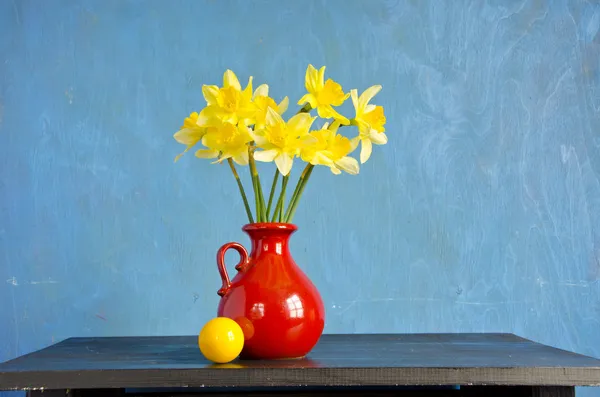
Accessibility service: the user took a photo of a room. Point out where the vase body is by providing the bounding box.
[215,223,325,360]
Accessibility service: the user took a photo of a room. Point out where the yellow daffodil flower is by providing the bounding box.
[301,122,359,175]
[252,84,288,129]
[195,121,253,166]
[197,70,256,127]
[173,111,207,162]
[253,107,316,176]
[297,64,350,124]
[350,85,387,163]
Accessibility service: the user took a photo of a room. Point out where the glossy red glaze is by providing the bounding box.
[216,223,325,360]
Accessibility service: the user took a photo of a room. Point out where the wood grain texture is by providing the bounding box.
[1,0,600,396]
[1,334,599,390]
[22,386,577,397]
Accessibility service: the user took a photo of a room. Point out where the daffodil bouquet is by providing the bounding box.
[173,65,387,224]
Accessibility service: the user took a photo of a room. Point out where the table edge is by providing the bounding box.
[2,366,600,390]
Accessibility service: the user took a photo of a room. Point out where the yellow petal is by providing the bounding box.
[322,79,349,106]
[287,113,316,135]
[364,104,376,113]
[362,105,386,133]
[312,151,335,166]
[238,124,253,141]
[329,165,342,175]
[370,131,388,145]
[214,153,231,163]
[315,105,331,119]
[335,156,359,175]
[242,76,254,98]
[265,106,285,126]
[173,128,203,145]
[253,84,269,98]
[297,93,317,108]
[201,133,220,149]
[253,134,270,147]
[358,85,382,110]
[195,149,219,159]
[223,70,241,91]
[277,96,289,114]
[202,85,220,106]
[196,108,211,127]
[350,89,359,112]
[300,133,318,146]
[254,149,279,162]
[328,120,341,133]
[317,66,326,91]
[197,106,222,127]
[305,64,319,93]
[274,152,293,176]
[174,145,193,162]
[221,112,239,124]
[350,136,360,152]
[360,139,372,164]
[355,118,371,135]
[232,151,249,166]
[181,112,200,129]
[316,105,350,125]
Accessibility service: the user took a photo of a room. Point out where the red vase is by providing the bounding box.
[215,222,325,360]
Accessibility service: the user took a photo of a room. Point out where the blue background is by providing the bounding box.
[1,0,600,395]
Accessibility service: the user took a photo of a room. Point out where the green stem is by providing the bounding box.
[271,175,289,222]
[256,173,266,221]
[278,194,284,222]
[248,148,262,222]
[298,103,312,113]
[285,165,314,223]
[284,164,311,221]
[227,158,254,224]
[265,169,279,220]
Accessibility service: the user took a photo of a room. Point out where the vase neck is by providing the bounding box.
[243,224,296,259]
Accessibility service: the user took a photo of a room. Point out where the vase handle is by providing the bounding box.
[216,242,249,297]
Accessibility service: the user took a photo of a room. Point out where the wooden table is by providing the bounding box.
[1,334,599,396]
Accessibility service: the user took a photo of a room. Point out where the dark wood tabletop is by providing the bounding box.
[1,333,599,392]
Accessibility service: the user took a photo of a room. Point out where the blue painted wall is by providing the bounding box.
[1,0,600,395]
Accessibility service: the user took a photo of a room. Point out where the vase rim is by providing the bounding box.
[242,222,298,232]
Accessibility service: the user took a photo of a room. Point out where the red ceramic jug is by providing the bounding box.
[216,223,325,359]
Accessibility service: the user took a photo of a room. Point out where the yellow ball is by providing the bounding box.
[198,317,244,363]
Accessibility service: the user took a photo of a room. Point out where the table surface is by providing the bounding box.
[1,333,599,390]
